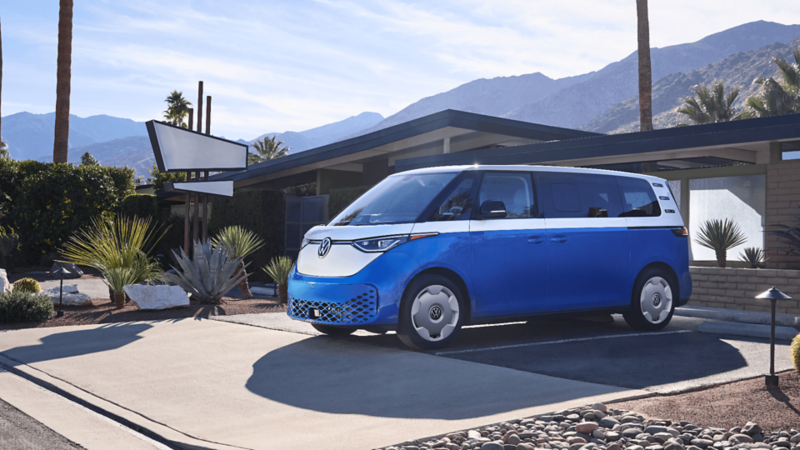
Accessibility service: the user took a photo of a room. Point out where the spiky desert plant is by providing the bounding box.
[262,256,294,303]
[739,247,767,269]
[792,333,800,372]
[695,218,747,268]
[211,226,264,299]
[12,278,41,293]
[102,266,138,309]
[164,240,247,304]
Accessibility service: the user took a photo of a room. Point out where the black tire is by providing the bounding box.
[623,267,676,331]
[312,323,356,336]
[397,274,465,350]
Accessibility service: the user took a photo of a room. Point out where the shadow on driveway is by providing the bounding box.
[245,335,629,420]
[0,323,152,365]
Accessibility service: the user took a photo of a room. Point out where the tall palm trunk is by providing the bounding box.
[53,0,73,163]
[1,15,4,145]
[636,0,653,132]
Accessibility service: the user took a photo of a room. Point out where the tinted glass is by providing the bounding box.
[430,177,477,221]
[330,172,458,226]
[302,197,326,223]
[477,172,534,219]
[536,172,623,218]
[617,176,661,217]
[286,197,301,222]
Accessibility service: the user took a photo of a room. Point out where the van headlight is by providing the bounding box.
[353,235,409,253]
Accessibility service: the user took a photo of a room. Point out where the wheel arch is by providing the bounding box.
[633,262,680,299]
[403,267,473,324]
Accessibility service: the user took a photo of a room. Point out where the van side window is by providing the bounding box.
[536,172,623,218]
[430,177,476,221]
[476,172,534,219]
[617,177,661,217]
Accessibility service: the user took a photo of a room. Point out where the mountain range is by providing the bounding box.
[3,20,800,178]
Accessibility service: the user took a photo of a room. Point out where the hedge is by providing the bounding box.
[0,290,53,324]
[329,185,372,219]
[119,194,159,220]
[0,159,135,264]
[209,190,286,281]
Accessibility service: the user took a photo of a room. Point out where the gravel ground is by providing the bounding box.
[0,397,83,449]
[384,371,800,450]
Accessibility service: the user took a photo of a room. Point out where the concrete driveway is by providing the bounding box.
[0,319,643,450]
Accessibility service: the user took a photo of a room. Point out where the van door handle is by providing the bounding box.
[527,236,544,244]
[550,235,568,243]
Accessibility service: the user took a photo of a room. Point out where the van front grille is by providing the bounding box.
[288,290,377,325]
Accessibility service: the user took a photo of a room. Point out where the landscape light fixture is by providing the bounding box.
[755,286,791,387]
[52,266,71,318]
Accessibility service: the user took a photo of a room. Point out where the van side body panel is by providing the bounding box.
[628,228,692,304]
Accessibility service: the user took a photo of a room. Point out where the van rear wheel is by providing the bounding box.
[623,268,676,331]
[312,323,356,336]
[397,274,464,350]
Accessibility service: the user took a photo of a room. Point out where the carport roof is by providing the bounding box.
[394,113,800,172]
[211,109,600,186]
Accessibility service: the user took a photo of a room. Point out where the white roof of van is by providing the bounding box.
[396,165,667,183]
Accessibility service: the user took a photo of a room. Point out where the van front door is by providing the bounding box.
[534,172,631,311]
[470,172,548,317]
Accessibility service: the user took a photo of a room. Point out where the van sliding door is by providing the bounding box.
[534,172,631,311]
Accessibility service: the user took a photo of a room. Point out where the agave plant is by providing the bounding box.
[102,266,138,309]
[262,256,294,303]
[211,226,264,299]
[165,240,247,304]
[739,247,767,269]
[694,218,747,268]
[771,204,800,257]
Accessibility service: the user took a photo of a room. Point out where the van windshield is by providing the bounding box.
[331,172,458,226]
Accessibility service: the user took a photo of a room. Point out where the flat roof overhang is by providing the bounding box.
[394,113,800,172]
[211,109,600,189]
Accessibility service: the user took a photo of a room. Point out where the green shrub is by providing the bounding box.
[209,190,285,281]
[146,163,185,190]
[0,290,53,324]
[329,185,372,219]
[793,333,800,372]
[0,160,135,264]
[13,278,41,293]
[119,194,158,220]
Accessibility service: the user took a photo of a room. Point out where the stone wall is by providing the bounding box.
[688,266,800,315]
[765,158,800,269]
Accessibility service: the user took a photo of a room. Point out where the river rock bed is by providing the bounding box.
[382,403,800,450]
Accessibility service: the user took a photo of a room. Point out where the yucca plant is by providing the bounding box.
[262,256,294,303]
[61,215,167,299]
[164,240,247,304]
[102,266,138,309]
[739,247,767,269]
[211,226,264,299]
[694,218,747,268]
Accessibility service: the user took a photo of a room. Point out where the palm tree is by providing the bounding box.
[249,135,290,164]
[53,0,73,163]
[636,0,653,132]
[745,47,800,118]
[677,80,742,124]
[1,14,4,148]
[163,91,192,127]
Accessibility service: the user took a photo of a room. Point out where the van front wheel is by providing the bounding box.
[397,275,464,350]
[623,268,676,331]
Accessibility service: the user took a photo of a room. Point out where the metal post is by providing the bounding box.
[192,81,203,246]
[193,174,200,243]
[57,272,64,317]
[197,81,203,133]
[770,298,776,376]
[184,109,194,255]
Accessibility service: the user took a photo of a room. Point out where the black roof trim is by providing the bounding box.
[211,109,600,182]
[395,113,800,171]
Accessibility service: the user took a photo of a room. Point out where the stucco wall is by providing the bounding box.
[688,266,800,315]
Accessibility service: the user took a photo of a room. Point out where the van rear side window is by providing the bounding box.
[536,172,623,218]
[617,176,661,217]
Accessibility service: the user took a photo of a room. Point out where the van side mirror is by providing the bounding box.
[479,200,507,219]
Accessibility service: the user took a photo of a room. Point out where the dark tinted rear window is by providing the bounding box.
[535,172,623,218]
[617,177,661,217]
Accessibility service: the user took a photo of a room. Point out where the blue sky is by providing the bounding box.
[4,1,800,140]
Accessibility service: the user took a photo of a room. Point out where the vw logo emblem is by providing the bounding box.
[318,238,332,258]
[429,305,443,320]
[653,293,662,307]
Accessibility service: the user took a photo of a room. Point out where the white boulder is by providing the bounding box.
[123,285,189,310]
[0,269,10,294]
[43,285,92,306]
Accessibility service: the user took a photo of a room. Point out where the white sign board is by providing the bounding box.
[166,181,234,197]
[146,120,248,172]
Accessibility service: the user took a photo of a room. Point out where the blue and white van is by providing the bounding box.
[288,165,691,350]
